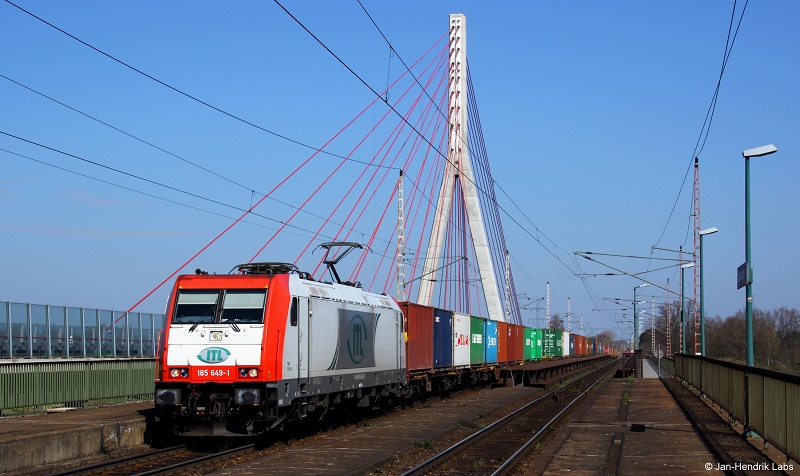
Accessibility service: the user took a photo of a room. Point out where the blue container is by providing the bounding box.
[433,308,453,369]
[484,319,498,364]
[569,334,576,356]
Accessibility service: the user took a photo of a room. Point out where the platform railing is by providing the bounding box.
[647,354,674,376]
[0,301,164,359]
[0,358,155,413]
[674,354,799,464]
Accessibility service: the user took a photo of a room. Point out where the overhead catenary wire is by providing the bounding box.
[2,0,394,170]
[9,1,603,325]
[277,0,589,286]
[0,133,340,240]
[0,72,382,236]
[651,0,749,252]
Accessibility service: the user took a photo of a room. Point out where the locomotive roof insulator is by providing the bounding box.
[232,262,301,275]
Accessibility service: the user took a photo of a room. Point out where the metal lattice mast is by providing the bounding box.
[693,157,702,354]
[651,297,656,354]
[679,247,685,354]
[666,278,672,358]
[546,282,551,328]
[580,313,584,335]
[417,14,505,321]
[567,298,571,332]
[397,170,406,301]
[504,251,511,320]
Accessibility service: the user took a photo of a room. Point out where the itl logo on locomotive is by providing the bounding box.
[347,314,368,364]
[197,347,231,364]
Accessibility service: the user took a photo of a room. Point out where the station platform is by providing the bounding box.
[0,400,152,474]
[526,359,789,476]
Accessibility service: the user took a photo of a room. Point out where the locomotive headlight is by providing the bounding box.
[169,368,189,378]
[239,368,259,378]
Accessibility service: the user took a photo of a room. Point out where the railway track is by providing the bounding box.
[48,444,254,476]
[400,360,620,476]
[43,361,615,476]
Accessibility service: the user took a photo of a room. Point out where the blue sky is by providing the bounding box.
[1,1,798,341]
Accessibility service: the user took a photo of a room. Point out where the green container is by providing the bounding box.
[543,329,563,358]
[470,316,485,365]
[524,327,542,360]
[554,330,564,357]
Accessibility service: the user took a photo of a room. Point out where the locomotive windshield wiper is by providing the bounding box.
[188,320,201,333]
[230,323,241,332]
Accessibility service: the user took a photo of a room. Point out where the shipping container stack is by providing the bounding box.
[397,300,610,397]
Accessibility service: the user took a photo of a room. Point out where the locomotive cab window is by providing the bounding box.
[173,291,219,324]
[172,289,266,324]
[221,290,267,324]
[290,297,298,327]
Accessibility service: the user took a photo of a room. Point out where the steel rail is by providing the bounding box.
[400,360,619,476]
[136,444,255,475]
[48,443,256,476]
[49,445,187,475]
[492,361,620,475]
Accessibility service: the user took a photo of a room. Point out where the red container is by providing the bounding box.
[577,334,587,356]
[398,301,434,372]
[508,324,524,362]
[497,321,509,364]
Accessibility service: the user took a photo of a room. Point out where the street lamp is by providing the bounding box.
[680,262,695,354]
[698,227,718,356]
[742,144,777,367]
[633,283,650,350]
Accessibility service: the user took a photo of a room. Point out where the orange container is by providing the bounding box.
[497,321,509,363]
[508,324,524,362]
[398,301,434,372]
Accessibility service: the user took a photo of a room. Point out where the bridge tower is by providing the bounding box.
[417,14,505,322]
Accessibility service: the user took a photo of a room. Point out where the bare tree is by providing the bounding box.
[775,307,800,372]
[549,313,564,331]
[597,329,616,344]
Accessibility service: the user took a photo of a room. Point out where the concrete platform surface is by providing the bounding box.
[525,377,783,476]
[0,401,152,474]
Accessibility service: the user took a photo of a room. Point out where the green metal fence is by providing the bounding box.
[0,358,155,413]
[674,354,799,464]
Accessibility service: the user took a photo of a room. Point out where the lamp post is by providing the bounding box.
[633,284,650,350]
[741,144,777,367]
[741,144,777,437]
[698,227,718,356]
[680,261,695,354]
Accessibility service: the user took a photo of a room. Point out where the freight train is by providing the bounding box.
[154,255,613,437]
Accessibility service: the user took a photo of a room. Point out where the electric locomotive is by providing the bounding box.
[155,254,406,437]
